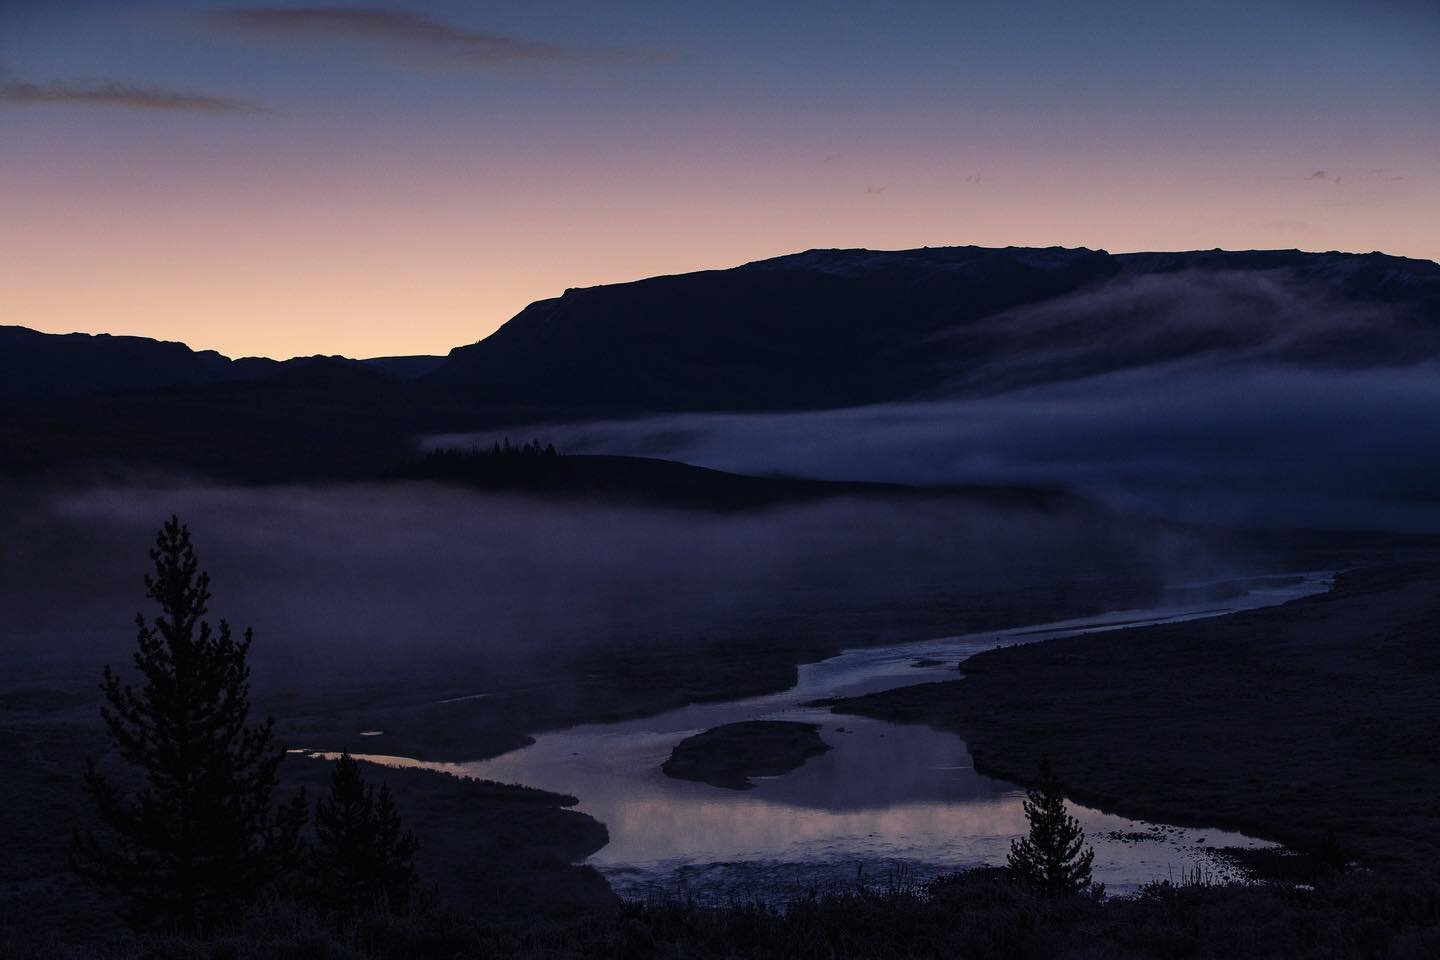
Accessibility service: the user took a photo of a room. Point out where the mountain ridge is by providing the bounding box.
[7,245,1440,409]
[6,244,1440,484]
[423,245,1440,410]
[0,324,443,400]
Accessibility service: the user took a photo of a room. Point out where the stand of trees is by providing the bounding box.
[312,753,420,914]
[72,517,418,933]
[389,441,570,491]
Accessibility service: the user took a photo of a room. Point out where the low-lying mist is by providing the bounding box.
[430,362,1440,533]
[0,479,1212,696]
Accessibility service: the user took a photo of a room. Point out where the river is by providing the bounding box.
[344,570,1333,901]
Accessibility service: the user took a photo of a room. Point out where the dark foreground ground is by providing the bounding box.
[8,864,1440,959]
[0,733,614,953]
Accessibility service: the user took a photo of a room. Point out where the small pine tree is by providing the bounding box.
[373,781,420,907]
[312,753,372,910]
[312,753,419,914]
[1007,756,1096,896]
[71,517,306,932]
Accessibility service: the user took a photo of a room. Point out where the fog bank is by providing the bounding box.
[430,363,1440,533]
[0,479,1196,690]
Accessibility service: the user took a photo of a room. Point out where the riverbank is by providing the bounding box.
[271,571,1164,763]
[0,724,613,947]
[830,563,1440,872]
[272,527,1440,765]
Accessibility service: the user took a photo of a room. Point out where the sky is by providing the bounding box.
[2,0,1436,360]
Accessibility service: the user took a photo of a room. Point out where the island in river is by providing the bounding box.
[661,720,832,789]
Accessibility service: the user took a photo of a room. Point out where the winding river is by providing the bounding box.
[349,571,1333,901]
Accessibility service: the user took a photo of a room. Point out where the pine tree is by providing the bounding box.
[312,753,419,914]
[373,781,420,908]
[1007,756,1096,896]
[312,753,373,910]
[71,517,306,931]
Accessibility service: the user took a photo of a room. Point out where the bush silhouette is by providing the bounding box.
[1007,756,1096,896]
[71,516,306,932]
[312,752,419,914]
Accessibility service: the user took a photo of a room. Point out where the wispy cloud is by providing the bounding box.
[211,5,647,67]
[0,78,269,114]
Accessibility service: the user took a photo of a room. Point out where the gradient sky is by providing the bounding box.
[2,0,1436,359]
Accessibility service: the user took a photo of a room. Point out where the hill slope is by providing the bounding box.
[0,325,442,399]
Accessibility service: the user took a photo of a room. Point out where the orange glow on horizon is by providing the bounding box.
[4,0,1436,361]
[5,127,1435,360]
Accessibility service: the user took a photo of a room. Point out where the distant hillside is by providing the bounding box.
[0,326,270,398]
[7,245,1440,485]
[425,246,1440,410]
[424,246,1120,410]
[393,446,1079,512]
[14,246,1439,410]
[362,355,448,379]
[0,325,442,399]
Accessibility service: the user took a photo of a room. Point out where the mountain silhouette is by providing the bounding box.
[425,246,1119,409]
[6,245,1440,483]
[0,325,441,400]
[425,246,1440,410]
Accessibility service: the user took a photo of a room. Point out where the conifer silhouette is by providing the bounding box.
[1007,756,1096,896]
[71,517,306,931]
[312,753,419,913]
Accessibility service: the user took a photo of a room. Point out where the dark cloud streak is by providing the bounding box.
[211,5,647,67]
[0,78,269,114]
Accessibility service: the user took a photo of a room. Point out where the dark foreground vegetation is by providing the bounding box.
[7,867,1440,959]
[0,519,612,955]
